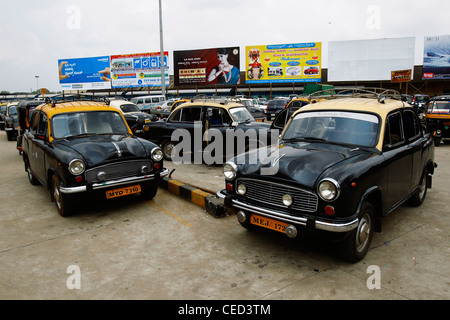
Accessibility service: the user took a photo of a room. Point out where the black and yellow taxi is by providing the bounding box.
[22,98,168,216]
[424,95,450,146]
[218,88,437,262]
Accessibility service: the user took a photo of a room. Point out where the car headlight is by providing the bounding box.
[68,159,85,175]
[151,147,163,162]
[317,178,340,201]
[223,162,237,180]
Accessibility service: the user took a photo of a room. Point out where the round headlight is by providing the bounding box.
[151,147,163,162]
[282,194,293,207]
[237,183,246,195]
[69,159,85,175]
[223,162,237,180]
[318,179,340,201]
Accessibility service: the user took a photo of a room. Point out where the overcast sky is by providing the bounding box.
[1,0,449,93]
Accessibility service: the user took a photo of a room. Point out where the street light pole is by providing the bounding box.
[159,0,166,98]
[35,75,39,93]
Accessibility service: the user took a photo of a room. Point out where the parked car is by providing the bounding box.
[266,99,288,121]
[17,100,43,154]
[108,99,158,136]
[22,99,168,216]
[142,98,276,162]
[424,95,450,146]
[304,66,319,75]
[143,100,175,116]
[0,102,7,130]
[4,101,19,141]
[130,95,166,111]
[228,98,265,121]
[412,94,430,114]
[218,89,437,262]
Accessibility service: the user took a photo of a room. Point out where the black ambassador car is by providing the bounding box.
[218,89,437,262]
[142,98,277,163]
[109,99,158,137]
[22,99,168,216]
[4,101,19,141]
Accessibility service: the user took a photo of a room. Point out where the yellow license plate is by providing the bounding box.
[106,184,141,199]
[250,214,288,233]
[145,119,152,123]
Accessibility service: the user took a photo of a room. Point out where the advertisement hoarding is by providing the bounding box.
[328,37,415,82]
[423,35,450,80]
[110,52,169,88]
[245,42,322,84]
[58,56,112,90]
[174,47,240,86]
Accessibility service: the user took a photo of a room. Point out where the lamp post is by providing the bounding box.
[35,75,39,93]
[159,0,166,98]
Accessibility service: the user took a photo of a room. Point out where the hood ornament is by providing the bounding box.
[112,142,122,158]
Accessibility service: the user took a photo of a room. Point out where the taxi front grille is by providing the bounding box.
[86,160,152,184]
[236,178,318,213]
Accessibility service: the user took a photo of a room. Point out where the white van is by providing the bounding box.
[130,95,166,110]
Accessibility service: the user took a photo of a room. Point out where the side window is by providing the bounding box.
[169,108,181,122]
[37,113,48,136]
[30,111,39,132]
[403,110,420,141]
[207,107,231,126]
[384,112,404,147]
[180,107,202,122]
[273,109,288,128]
[152,97,159,103]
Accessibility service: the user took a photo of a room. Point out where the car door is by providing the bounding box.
[402,109,427,188]
[204,107,232,161]
[383,111,413,209]
[29,111,48,182]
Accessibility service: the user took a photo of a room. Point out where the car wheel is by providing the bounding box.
[51,174,73,217]
[26,161,39,186]
[409,169,428,207]
[161,139,174,161]
[339,201,375,263]
[142,184,158,200]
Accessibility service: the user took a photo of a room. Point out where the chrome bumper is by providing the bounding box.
[217,190,358,233]
[60,168,169,195]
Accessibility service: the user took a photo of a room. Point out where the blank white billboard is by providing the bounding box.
[328,37,415,82]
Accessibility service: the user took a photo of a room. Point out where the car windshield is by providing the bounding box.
[52,111,129,139]
[415,96,429,102]
[229,107,255,123]
[8,106,17,115]
[428,101,450,113]
[120,103,140,113]
[281,111,380,147]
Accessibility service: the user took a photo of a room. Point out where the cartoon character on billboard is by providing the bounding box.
[207,48,240,84]
[247,48,264,80]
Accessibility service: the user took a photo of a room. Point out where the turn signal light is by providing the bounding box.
[324,205,335,216]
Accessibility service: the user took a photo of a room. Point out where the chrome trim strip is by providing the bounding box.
[60,168,169,194]
[230,198,358,233]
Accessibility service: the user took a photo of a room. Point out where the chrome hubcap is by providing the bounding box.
[53,183,61,210]
[356,214,371,253]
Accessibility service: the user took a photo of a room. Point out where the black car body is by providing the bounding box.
[218,89,437,262]
[412,94,430,114]
[22,99,168,216]
[4,102,19,141]
[109,99,158,137]
[424,95,450,146]
[266,98,289,120]
[17,100,43,153]
[142,98,277,163]
[0,103,7,130]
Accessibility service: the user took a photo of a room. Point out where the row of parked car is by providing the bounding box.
[1,88,440,262]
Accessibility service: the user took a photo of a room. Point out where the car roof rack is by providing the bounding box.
[44,95,110,107]
[190,95,229,105]
[308,87,402,104]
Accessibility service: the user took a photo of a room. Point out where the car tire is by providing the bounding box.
[142,184,158,200]
[409,169,428,207]
[26,161,39,186]
[51,174,73,217]
[339,201,375,263]
[161,139,174,161]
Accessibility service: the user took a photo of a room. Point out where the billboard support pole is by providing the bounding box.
[159,0,166,98]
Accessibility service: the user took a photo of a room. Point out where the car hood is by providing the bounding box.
[233,142,373,188]
[55,134,148,167]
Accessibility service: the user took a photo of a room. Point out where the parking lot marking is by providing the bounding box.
[149,201,193,228]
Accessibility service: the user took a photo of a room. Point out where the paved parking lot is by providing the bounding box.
[0,129,449,301]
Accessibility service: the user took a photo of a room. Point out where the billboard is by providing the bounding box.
[245,42,322,84]
[110,52,169,88]
[423,35,450,80]
[174,47,240,86]
[328,37,415,82]
[58,56,112,90]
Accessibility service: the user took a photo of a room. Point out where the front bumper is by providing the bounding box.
[217,189,359,233]
[60,168,169,194]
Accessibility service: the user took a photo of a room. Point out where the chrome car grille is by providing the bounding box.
[86,160,153,184]
[236,178,318,213]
